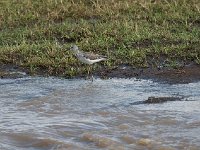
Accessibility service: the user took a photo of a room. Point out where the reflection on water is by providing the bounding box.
[0,77,200,150]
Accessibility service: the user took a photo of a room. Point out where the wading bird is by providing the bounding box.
[70,45,107,81]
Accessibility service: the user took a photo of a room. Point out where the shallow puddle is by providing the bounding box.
[0,77,200,150]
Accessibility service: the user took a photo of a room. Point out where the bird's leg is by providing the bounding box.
[90,66,94,82]
[86,66,90,80]
[86,65,94,82]
[87,66,90,76]
[91,75,94,82]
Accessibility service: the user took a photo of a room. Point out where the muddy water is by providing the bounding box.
[0,77,200,150]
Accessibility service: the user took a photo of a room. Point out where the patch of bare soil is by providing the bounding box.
[0,63,199,84]
[0,64,27,79]
[98,63,200,84]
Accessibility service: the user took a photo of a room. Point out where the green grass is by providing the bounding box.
[0,0,199,77]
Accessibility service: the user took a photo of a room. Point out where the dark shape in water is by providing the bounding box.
[130,96,182,105]
[144,96,182,104]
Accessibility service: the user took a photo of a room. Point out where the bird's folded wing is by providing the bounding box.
[82,52,107,60]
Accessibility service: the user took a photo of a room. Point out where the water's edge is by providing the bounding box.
[0,77,200,150]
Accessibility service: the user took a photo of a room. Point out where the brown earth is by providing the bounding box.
[98,63,200,84]
[0,63,200,84]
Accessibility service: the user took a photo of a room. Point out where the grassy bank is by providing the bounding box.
[0,0,199,77]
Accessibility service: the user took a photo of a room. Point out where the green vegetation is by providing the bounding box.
[0,0,199,77]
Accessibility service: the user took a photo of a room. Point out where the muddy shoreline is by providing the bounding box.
[98,63,200,84]
[0,63,199,84]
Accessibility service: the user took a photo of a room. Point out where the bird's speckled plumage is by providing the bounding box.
[70,45,107,65]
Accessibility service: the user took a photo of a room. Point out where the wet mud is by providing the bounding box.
[0,63,199,84]
[99,63,200,84]
[0,64,27,79]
